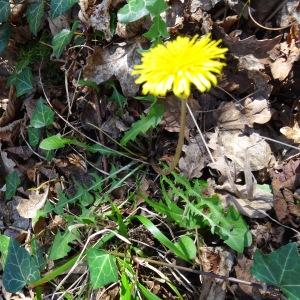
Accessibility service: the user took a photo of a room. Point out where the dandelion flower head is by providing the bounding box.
[132,34,228,99]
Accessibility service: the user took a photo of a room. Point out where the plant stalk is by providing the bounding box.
[152,98,187,175]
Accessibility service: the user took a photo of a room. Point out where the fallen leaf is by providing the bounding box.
[208,130,275,174]
[16,186,49,219]
[90,0,113,41]
[217,182,273,218]
[280,122,300,143]
[179,135,209,179]
[270,40,300,81]
[83,44,140,97]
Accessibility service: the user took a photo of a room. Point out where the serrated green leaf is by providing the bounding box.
[26,0,45,36]
[50,0,78,18]
[174,236,196,260]
[109,85,127,109]
[39,134,74,150]
[5,171,21,201]
[3,238,40,293]
[252,243,300,300]
[8,67,33,97]
[87,248,118,288]
[28,127,41,147]
[0,23,10,54]
[87,144,119,156]
[144,15,169,41]
[0,0,10,23]
[52,21,78,58]
[30,99,55,128]
[121,101,164,145]
[49,230,78,260]
[147,174,251,253]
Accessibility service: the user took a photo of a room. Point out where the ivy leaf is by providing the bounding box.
[48,230,78,260]
[121,101,164,145]
[3,238,40,293]
[30,99,55,128]
[28,127,41,147]
[252,243,300,300]
[0,0,10,23]
[5,171,21,201]
[87,248,118,288]
[144,15,169,41]
[52,21,78,58]
[50,0,78,19]
[8,67,33,97]
[146,0,168,16]
[26,0,45,36]
[0,23,10,54]
[39,134,76,150]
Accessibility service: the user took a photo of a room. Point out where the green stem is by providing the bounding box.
[152,98,187,175]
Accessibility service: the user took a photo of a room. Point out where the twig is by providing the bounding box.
[248,3,295,31]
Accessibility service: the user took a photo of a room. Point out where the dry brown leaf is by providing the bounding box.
[16,186,49,219]
[217,182,273,218]
[280,122,300,143]
[48,16,70,36]
[208,130,275,173]
[198,247,234,300]
[270,40,300,81]
[83,44,140,97]
[179,135,209,179]
[216,98,271,130]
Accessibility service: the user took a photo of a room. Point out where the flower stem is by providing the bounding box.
[152,98,187,175]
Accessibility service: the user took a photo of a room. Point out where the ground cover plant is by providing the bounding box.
[0,0,300,299]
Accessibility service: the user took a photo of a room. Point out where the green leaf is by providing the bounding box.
[0,235,10,266]
[3,238,40,293]
[5,171,21,200]
[49,230,78,260]
[26,0,45,36]
[138,283,162,300]
[118,0,167,24]
[28,127,41,147]
[121,101,164,145]
[0,23,10,54]
[0,0,10,23]
[31,240,46,271]
[50,0,78,18]
[146,0,168,16]
[252,243,300,300]
[144,15,169,41]
[109,85,127,109]
[8,67,33,97]
[30,99,55,128]
[39,134,74,150]
[52,21,78,58]
[87,248,118,288]
[77,79,99,91]
[147,174,251,253]
[87,144,119,156]
[174,236,196,260]
[136,215,191,261]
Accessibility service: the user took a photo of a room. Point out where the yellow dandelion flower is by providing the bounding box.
[132,34,228,99]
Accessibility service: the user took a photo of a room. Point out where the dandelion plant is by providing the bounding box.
[133,34,227,174]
